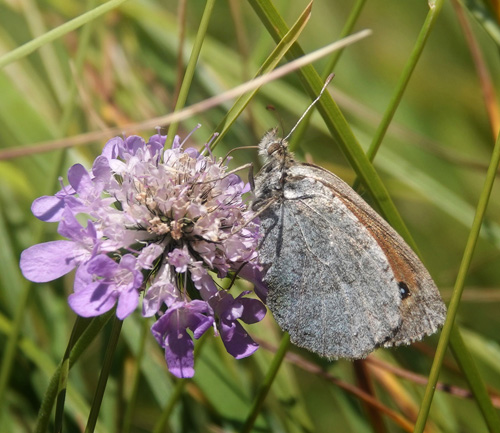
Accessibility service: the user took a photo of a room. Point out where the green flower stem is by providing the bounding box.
[288,0,367,152]
[165,0,216,149]
[35,311,114,433]
[351,0,444,190]
[413,130,500,432]
[241,333,291,433]
[0,0,128,70]
[55,317,95,433]
[85,316,123,433]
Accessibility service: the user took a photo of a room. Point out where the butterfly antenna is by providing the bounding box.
[283,73,334,141]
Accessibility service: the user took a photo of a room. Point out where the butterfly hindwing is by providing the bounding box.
[297,163,447,346]
[257,171,403,359]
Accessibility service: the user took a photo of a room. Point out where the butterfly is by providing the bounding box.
[252,128,446,359]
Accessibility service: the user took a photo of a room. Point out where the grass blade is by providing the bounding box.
[0,0,128,70]
[414,130,500,433]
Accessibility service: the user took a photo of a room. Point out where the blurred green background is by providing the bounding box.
[1,0,500,432]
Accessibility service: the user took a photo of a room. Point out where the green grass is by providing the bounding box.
[1,0,500,432]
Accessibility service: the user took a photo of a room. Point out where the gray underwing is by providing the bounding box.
[253,128,447,359]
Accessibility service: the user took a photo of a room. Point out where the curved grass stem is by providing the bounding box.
[165,0,216,149]
[241,332,291,433]
[84,316,123,433]
[413,130,500,433]
[352,0,445,190]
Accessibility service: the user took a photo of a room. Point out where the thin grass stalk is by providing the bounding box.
[54,317,95,433]
[20,0,68,106]
[60,0,100,133]
[210,1,312,147]
[288,0,367,152]
[0,33,370,161]
[34,359,69,432]
[34,311,114,433]
[462,0,500,46]
[452,0,500,138]
[413,130,500,432]
[228,0,256,134]
[84,316,123,433]
[449,327,500,432]
[0,0,128,70]
[172,0,187,112]
[241,333,291,433]
[352,0,444,190]
[165,0,216,149]
[353,360,387,433]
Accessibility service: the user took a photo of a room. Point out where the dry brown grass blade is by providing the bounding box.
[257,339,415,432]
[365,355,500,408]
[0,30,371,160]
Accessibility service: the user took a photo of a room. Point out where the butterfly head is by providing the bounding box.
[258,127,290,164]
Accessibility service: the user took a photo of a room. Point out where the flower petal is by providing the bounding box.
[238,297,267,324]
[219,319,259,359]
[116,287,139,320]
[31,196,66,222]
[20,240,78,282]
[68,282,117,317]
[237,265,268,302]
[164,329,195,378]
[67,164,92,195]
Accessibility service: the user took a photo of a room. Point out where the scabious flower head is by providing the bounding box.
[20,129,267,378]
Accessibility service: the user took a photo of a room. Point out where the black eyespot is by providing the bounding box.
[398,281,411,300]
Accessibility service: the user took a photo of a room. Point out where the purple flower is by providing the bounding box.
[168,247,191,273]
[20,130,267,377]
[20,209,99,283]
[142,263,178,317]
[209,291,266,359]
[68,254,143,319]
[151,300,214,378]
[31,163,111,223]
